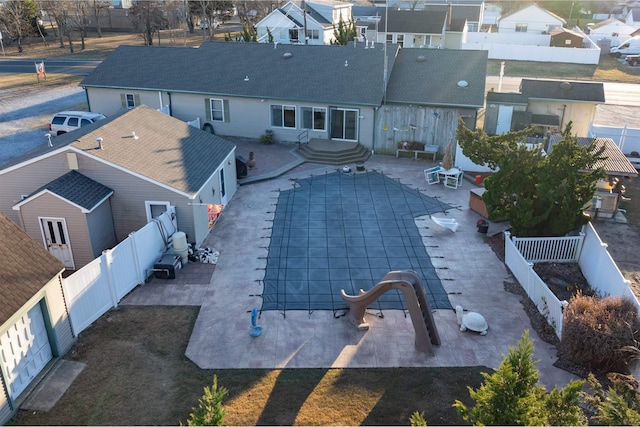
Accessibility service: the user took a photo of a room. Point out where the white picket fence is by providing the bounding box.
[505,223,640,339]
[62,207,178,335]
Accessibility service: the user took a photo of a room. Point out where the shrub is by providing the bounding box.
[582,372,640,425]
[560,293,640,374]
[186,375,228,426]
[454,330,586,426]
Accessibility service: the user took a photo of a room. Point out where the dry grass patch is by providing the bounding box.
[11,305,486,426]
[487,57,640,83]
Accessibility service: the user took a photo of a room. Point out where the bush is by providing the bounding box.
[454,330,586,426]
[560,293,640,374]
[186,375,228,426]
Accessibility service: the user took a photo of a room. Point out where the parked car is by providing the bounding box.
[610,36,640,57]
[626,54,640,66]
[49,111,106,135]
[199,18,220,29]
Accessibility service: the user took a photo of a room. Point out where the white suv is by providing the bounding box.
[49,111,106,136]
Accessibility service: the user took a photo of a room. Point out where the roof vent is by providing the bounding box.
[244,75,249,82]
[97,137,103,149]
[457,80,468,88]
[416,55,426,62]
[45,133,53,148]
[131,131,139,140]
[283,52,293,59]
[560,81,572,91]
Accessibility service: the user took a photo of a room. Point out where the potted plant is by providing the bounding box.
[477,218,489,234]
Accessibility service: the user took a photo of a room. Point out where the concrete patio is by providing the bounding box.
[122,138,579,391]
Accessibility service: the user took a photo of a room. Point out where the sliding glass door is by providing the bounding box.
[330,108,358,141]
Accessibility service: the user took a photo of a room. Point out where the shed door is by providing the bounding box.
[40,217,74,269]
[0,304,53,397]
[496,105,513,134]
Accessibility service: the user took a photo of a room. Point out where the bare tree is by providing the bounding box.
[0,0,39,53]
[189,0,234,40]
[91,0,110,38]
[39,0,66,48]
[129,0,168,46]
[67,0,91,50]
[235,1,281,30]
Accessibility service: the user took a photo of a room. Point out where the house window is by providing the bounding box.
[289,28,299,42]
[397,34,404,45]
[386,33,393,43]
[209,98,224,121]
[515,23,528,32]
[271,105,296,128]
[306,29,319,40]
[125,93,136,108]
[301,107,326,131]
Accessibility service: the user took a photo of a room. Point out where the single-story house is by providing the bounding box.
[255,0,353,45]
[586,18,640,47]
[484,79,605,137]
[0,212,75,424]
[0,106,236,270]
[548,135,638,219]
[376,9,447,47]
[79,42,487,158]
[497,3,565,34]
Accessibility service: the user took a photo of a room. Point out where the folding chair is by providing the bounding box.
[424,166,441,185]
[444,169,464,189]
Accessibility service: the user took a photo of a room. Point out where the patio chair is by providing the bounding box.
[424,166,441,185]
[444,169,464,189]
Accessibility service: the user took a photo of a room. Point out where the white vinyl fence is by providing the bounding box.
[589,123,640,157]
[463,31,600,64]
[505,223,640,339]
[63,207,178,335]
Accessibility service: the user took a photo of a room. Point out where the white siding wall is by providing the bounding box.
[498,6,564,33]
[19,193,94,269]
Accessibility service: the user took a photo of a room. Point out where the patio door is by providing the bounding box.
[40,217,74,269]
[330,108,358,141]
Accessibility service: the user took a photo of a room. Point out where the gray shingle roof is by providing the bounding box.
[486,91,528,104]
[67,105,236,195]
[385,48,487,108]
[81,43,390,106]
[520,79,605,103]
[26,170,113,211]
[548,135,638,177]
[378,10,447,33]
[0,212,64,325]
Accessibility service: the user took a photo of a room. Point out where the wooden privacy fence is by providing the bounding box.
[62,207,178,335]
[505,224,640,340]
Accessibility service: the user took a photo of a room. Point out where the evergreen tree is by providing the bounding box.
[331,16,357,45]
[186,375,228,426]
[454,331,586,425]
[457,120,606,236]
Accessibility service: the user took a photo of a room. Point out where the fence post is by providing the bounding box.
[102,249,119,308]
[621,124,628,153]
[129,231,145,285]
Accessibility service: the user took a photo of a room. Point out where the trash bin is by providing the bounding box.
[236,155,248,179]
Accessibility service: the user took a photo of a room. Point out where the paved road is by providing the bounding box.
[486,76,640,106]
[0,59,101,76]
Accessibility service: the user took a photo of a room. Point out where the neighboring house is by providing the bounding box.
[586,18,639,47]
[550,27,584,48]
[79,42,487,158]
[0,106,236,270]
[482,2,501,29]
[497,4,566,34]
[376,10,447,47]
[548,135,638,218]
[484,79,605,137]
[0,212,75,425]
[625,7,640,26]
[255,0,353,45]
[375,0,485,30]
